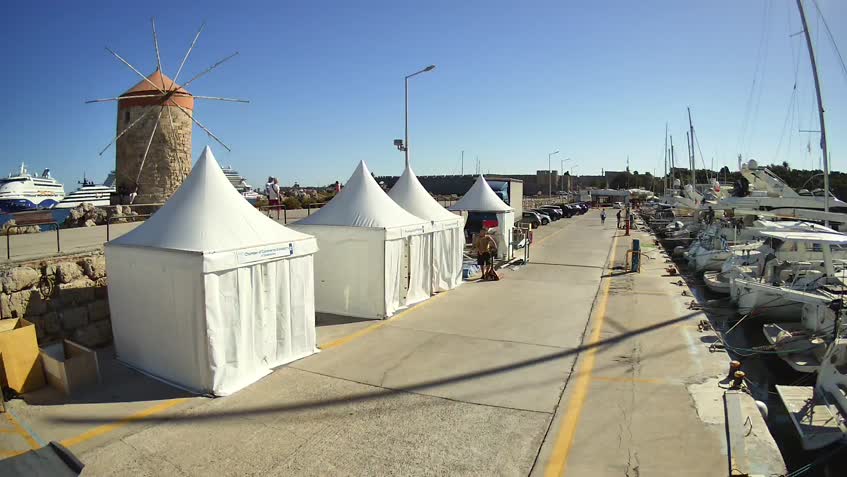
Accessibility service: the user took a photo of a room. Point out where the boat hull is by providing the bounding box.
[733,281,804,320]
[55,198,111,209]
[0,198,60,213]
[702,271,730,294]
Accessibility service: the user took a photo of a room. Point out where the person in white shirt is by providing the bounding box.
[265,176,280,207]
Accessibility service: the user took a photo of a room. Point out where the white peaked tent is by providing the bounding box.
[389,163,464,292]
[290,161,433,319]
[105,146,319,396]
[449,175,515,260]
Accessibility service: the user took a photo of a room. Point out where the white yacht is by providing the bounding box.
[776,335,847,450]
[731,230,847,320]
[689,219,835,273]
[0,163,65,212]
[718,160,847,213]
[56,171,117,209]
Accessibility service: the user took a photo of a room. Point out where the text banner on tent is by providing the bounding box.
[236,243,294,265]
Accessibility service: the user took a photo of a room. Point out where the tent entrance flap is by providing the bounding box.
[401,237,411,304]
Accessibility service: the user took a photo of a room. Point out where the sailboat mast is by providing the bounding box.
[688,107,696,187]
[686,131,692,185]
[664,123,668,193]
[796,0,829,218]
[670,135,675,189]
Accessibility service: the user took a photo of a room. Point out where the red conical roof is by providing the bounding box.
[121,69,191,96]
[118,69,194,110]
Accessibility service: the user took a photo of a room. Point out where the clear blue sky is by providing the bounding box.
[1,0,845,188]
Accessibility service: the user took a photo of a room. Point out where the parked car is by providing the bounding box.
[520,211,542,228]
[539,205,564,219]
[612,202,624,209]
[535,207,560,221]
[532,210,551,225]
[573,203,589,215]
[558,204,578,218]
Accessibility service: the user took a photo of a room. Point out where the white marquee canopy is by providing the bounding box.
[292,161,433,319]
[106,146,319,396]
[449,175,515,259]
[449,175,513,213]
[389,163,464,291]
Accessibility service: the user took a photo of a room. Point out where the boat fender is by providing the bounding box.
[755,400,768,420]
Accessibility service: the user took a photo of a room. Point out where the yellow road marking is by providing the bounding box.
[320,291,448,350]
[60,398,188,448]
[544,234,619,477]
[5,412,38,449]
[0,450,27,457]
[591,376,668,385]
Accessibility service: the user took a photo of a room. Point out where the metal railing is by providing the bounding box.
[103,203,164,241]
[257,202,328,224]
[5,211,60,259]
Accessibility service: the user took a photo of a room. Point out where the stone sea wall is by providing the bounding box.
[0,252,111,348]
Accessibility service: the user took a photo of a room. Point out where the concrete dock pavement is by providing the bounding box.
[533,222,786,477]
[2,222,140,263]
[1,211,787,475]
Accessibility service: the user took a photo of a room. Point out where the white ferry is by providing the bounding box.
[0,163,65,212]
[56,171,117,209]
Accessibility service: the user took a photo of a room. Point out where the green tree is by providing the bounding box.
[282,196,301,209]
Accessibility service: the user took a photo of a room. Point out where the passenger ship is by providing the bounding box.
[0,163,65,212]
[56,171,117,209]
[221,165,260,203]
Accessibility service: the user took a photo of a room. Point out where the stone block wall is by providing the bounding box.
[115,103,192,204]
[0,253,112,348]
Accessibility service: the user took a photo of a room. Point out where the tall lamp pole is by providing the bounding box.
[548,150,560,196]
[404,65,436,167]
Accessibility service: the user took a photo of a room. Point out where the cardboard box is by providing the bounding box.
[40,340,101,395]
[0,318,46,393]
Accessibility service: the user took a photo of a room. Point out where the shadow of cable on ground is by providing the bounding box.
[50,310,704,425]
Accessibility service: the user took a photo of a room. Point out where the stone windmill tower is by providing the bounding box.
[88,20,246,204]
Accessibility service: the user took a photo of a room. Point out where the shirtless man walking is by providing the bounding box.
[476,229,499,281]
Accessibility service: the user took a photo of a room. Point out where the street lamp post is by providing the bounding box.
[548,150,559,197]
[404,65,436,167]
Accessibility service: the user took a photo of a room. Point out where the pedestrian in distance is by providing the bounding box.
[600,209,607,225]
[616,209,622,229]
[265,176,277,204]
[475,229,499,281]
[272,177,281,203]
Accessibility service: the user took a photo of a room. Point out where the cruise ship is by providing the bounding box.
[56,171,117,209]
[0,163,65,212]
[221,165,260,203]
